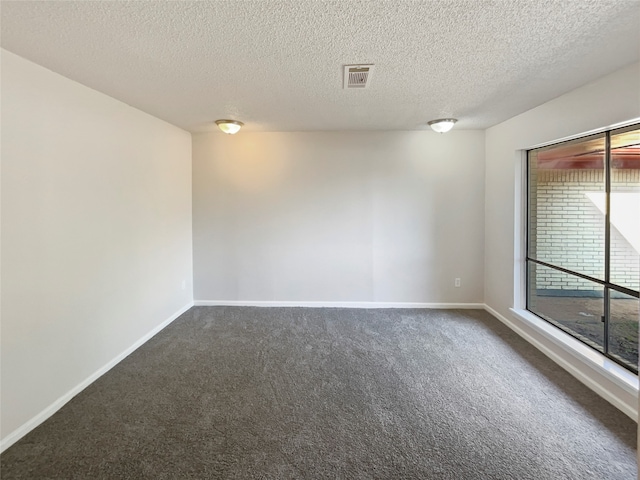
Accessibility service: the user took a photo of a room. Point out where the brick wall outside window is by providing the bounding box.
[530,167,640,294]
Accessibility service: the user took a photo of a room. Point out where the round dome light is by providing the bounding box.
[215,119,244,134]
[427,118,458,133]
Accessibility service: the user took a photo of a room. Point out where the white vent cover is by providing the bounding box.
[343,64,374,89]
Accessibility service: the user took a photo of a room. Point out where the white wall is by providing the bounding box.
[485,62,640,416]
[0,50,193,446]
[193,131,485,305]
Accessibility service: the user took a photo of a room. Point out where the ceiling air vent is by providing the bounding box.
[344,64,374,89]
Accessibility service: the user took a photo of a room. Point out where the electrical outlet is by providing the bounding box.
[181,280,186,290]
[454,278,461,287]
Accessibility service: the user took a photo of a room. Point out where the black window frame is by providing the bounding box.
[526,124,640,374]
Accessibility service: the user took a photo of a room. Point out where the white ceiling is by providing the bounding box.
[1,1,639,132]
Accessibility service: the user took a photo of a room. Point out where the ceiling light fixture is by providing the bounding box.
[215,119,244,134]
[428,118,458,133]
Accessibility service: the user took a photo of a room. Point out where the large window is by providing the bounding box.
[527,124,640,373]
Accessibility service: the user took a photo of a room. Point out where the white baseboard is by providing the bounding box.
[0,301,194,454]
[194,300,485,309]
[483,304,638,421]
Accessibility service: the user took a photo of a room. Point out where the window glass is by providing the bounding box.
[527,125,639,374]
[609,126,640,292]
[608,290,639,370]
[528,262,604,352]
[528,134,606,280]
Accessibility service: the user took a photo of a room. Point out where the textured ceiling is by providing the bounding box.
[1,1,639,132]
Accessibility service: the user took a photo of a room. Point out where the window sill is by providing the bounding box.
[509,308,638,395]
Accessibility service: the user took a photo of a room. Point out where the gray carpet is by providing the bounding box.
[1,307,637,479]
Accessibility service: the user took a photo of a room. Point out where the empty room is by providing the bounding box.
[1,1,639,478]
